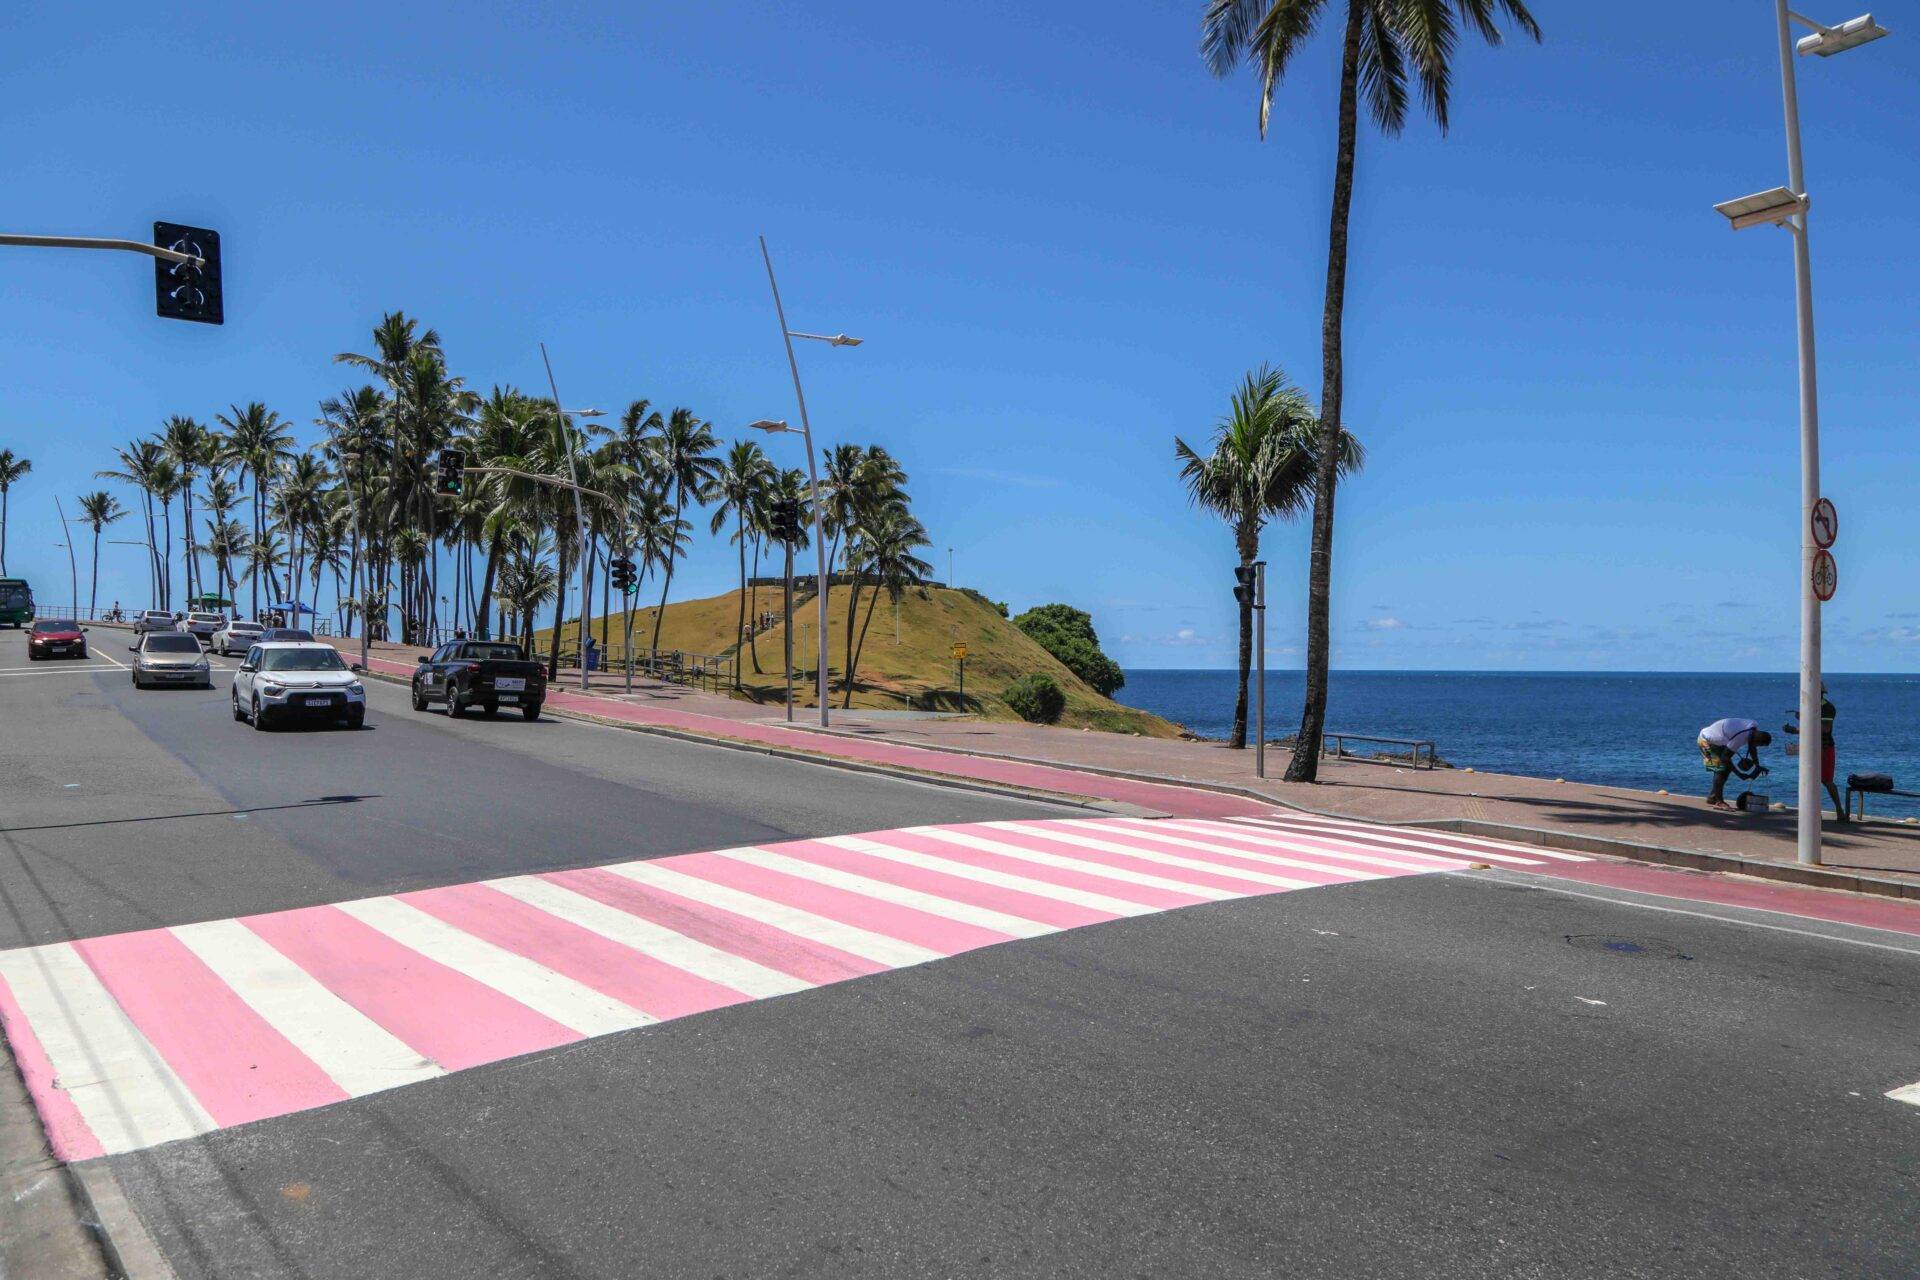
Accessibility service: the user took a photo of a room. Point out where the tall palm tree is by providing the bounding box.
[832,446,911,700]
[76,491,126,616]
[216,402,295,618]
[316,385,389,637]
[767,467,813,694]
[0,450,30,575]
[1201,0,1539,778]
[646,407,720,654]
[148,459,182,609]
[710,440,774,683]
[96,440,165,607]
[160,417,213,603]
[845,507,931,707]
[1177,365,1361,748]
[204,518,251,609]
[628,487,690,649]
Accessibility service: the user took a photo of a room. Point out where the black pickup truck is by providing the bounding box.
[409,640,548,720]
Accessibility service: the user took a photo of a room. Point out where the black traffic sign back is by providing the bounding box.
[153,221,223,325]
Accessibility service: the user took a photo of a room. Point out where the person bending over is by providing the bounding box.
[1698,717,1771,810]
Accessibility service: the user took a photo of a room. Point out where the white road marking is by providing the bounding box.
[1078,819,1397,880]
[1575,997,1608,1006]
[602,860,942,968]
[1239,815,1554,867]
[487,875,811,999]
[1886,1081,1920,1107]
[170,919,443,1095]
[1260,812,1590,862]
[991,821,1320,890]
[822,834,1156,917]
[334,897,652,1037]
[1177,819,1471,873]
[907,827,1241,901]
[715,846,1056,939]
[0,943,216,1154]
[1456,870,1920,960]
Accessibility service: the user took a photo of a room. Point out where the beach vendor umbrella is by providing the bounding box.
[269,601,316,615]
[189,594,233,608]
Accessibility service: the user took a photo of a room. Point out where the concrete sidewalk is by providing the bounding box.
[329,636,1920,895]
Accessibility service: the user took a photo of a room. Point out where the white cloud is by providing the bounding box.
[1363,616,1404,631]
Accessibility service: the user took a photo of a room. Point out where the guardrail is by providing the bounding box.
[1322,732,1437,770]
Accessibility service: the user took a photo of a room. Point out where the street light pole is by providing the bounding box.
[758,236,862,728]
[1776,0,1824,867]
[538,343,598,693]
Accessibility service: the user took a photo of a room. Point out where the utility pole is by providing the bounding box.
[1255,561,1267,779]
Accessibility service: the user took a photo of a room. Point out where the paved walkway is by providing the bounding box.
[328,637,1920,888]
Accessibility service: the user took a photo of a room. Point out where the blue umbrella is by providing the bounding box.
[269,602,316,615]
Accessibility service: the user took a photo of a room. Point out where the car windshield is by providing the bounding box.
[265,629,314,642]
[190,613,224,623]
[465,644,525,661]
[33,620,79,633]
[2,587,31,609]
[145,635,202,654]
[261,648,348,673]
[143,612,172,621]
[229,622,262,632]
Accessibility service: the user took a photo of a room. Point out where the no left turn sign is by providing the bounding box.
[1812,497,1838,550]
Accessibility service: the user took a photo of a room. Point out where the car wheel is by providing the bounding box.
[411,682,428,712]
[27,651,38,662]
[346,708,365,730]
[232,693,246,722]
[251,697,270,731]
[447,689,465,719]
[521,701,541,721]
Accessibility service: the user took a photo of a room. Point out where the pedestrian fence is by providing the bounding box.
[1321,732,1438,770]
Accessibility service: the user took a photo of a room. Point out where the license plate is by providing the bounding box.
[497,693,519,703]
[49,644,69,652]
[495,678,525,691]
[300,695,332,706]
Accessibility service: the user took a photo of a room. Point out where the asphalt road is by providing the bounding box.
[3,627,1918,1278]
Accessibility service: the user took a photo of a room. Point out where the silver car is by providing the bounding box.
[212,619,265,656]
[131,632,212,689]
[232,642,366,730]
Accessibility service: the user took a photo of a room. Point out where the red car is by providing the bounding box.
[27,618,88,660]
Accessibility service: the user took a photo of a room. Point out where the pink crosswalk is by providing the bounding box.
[0,815,1576,1159]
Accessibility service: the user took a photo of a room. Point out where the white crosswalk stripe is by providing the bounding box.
[714,847,1057,939]
[172,919,443,1095]
[1079,819,1394,880]
[989,821,1321,890]
[908,827,1241,900]
[819,834,1156,917]
[1154,819,1463,874]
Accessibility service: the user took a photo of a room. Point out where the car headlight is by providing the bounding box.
[261,683,285,696]
[347,682,365,695]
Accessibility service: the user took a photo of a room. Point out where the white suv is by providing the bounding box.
[212,618,265,656]
[232,642,367,731]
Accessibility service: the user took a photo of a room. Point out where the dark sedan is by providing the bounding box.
[26,618,87,660]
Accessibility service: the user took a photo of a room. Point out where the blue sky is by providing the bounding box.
[2,1,1915,671]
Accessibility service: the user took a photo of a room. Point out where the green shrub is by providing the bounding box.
[1012,603,1125,696]
[1003,673,1066,724]
[958,586,1009,618]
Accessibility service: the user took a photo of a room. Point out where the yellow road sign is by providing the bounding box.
[951,642,968,661]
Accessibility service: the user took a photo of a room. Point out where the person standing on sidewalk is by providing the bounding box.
[1698,717,1771,810]
[1785,686,1846,824]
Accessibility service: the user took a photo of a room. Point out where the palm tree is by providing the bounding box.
[0,450,30,575]
[160,417,213,603]
[1178,365,1361,748]
[710,440,774,683]
[97,440,166,606]
[646,407,720,655]
[149,459,182,609]
[76,491,126,616]
[628,487,690,650]
[845,507,931,707]
[316,385,389,637]
[831,446,911,701]
[1201,0,1539,778]
[217,402,295,618]
[204,518,251,609]
[767,467,813,693]
[498,533,559,652]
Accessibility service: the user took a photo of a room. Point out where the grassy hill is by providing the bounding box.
[535,583,1180,736]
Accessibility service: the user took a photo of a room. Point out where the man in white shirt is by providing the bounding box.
[1698,717,1772,809]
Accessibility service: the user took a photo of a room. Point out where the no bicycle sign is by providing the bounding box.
[1812,549,1838,603]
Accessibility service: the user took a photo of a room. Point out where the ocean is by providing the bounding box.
[1114,669,1920,818]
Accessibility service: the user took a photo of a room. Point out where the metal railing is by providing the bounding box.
[1321,732,1437,770]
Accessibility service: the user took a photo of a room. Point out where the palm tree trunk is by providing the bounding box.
[650,488,681,656]
[749,533,763,675]
[1284,1,1363,785]
[89,527,102,616]
[547,536,570,680]
[1232,535,1256,750]
[841,574,863,707]
[476,528,505,640]
[850,586,885,707]
[1,487,8,575]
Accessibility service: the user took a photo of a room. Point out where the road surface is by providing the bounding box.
[1,628,1915,1279]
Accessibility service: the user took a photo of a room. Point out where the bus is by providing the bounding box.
[0,578,32,628]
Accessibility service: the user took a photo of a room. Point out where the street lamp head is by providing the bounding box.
[1714,185,1808,230]
[1798,13,1887,56]
[567,407,606,418]
[747,419,795,434]
[828,334,862,348]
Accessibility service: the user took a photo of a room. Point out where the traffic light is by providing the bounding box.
[770,498,804,544]
[609,557,636,594]
[437,449,466,495]
[1233,564,1258,608]
[153,221,222,325]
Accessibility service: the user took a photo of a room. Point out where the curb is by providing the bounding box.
[778,724,1920,904]
[69,1162,176,1279]
[350,665,1139,817]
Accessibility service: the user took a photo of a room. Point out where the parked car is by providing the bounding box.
[212,619,266,656]
[27,618,87,660]
[258,627,315,644]
[134,609,178,636]
[130,632,211,689]
[411,640,547,720]
[232,642,366,730]
[178,611,227,644]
